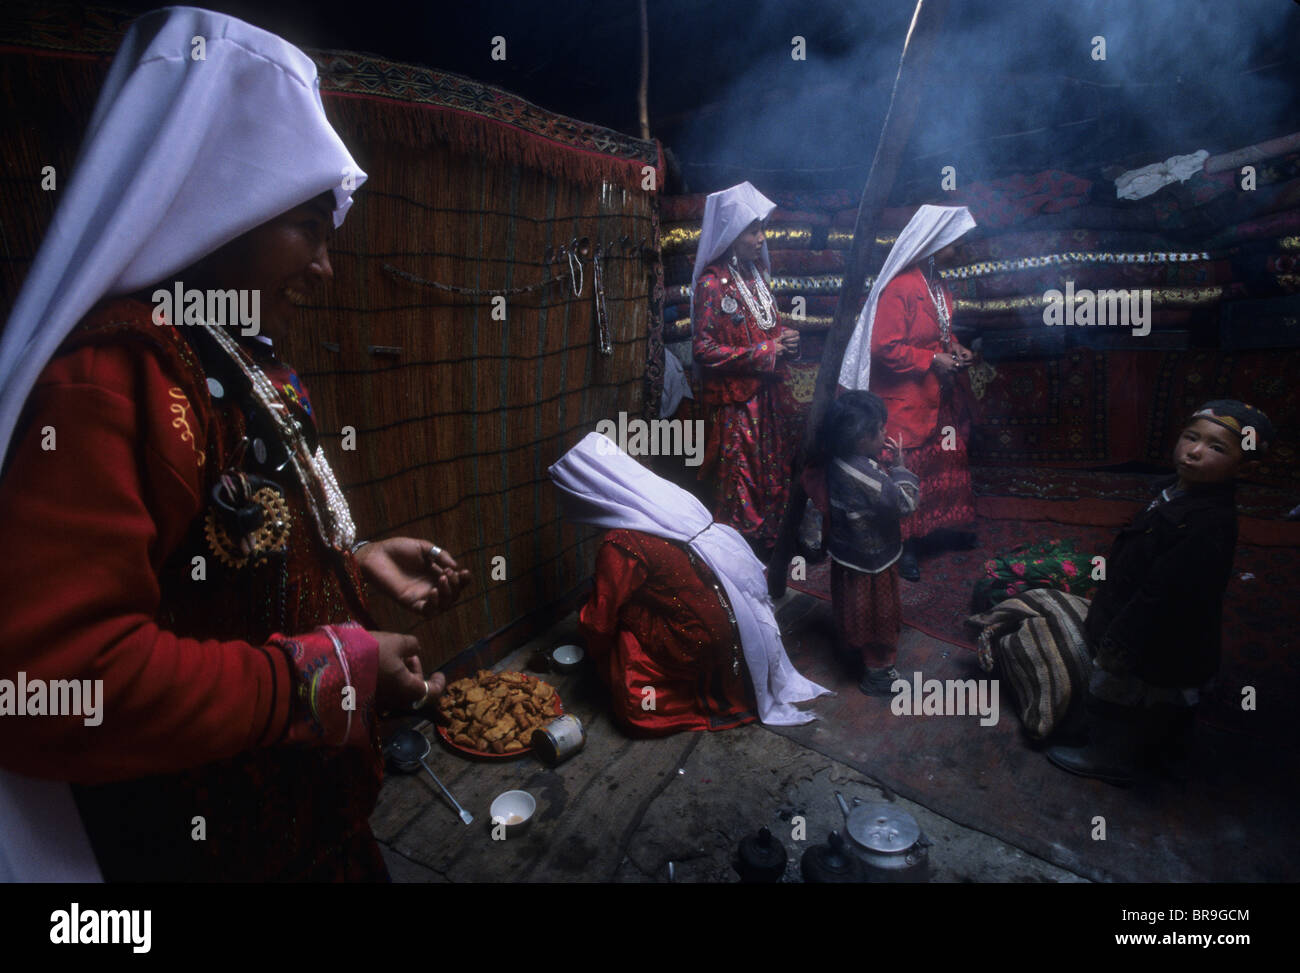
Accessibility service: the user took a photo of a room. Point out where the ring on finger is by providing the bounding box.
[412,679,431,710]
[428,544,443,560]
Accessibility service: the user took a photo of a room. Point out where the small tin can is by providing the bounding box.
[531,714,586,765]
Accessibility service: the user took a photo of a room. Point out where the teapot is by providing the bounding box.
[834,792,931,882]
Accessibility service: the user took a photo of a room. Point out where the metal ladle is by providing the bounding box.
[386,728,473,825]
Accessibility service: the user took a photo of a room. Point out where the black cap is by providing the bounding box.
[1188,399,1275,452]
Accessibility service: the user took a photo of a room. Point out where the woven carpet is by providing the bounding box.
[970,466,1300,545]
[770,596,1300,882]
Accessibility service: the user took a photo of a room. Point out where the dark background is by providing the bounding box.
[60,0,1300,195]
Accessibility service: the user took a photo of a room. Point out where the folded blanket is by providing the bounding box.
[966,587,1093,739]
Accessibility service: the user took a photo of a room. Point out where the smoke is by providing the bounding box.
[671,0,1300,195]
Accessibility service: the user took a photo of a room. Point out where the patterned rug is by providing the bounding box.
[1145,350,1300,487]
[786,516,1298,741]
[972,465,1300,524]
[971,350,1112,464]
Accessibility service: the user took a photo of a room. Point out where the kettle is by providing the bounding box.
[835,792,931,882]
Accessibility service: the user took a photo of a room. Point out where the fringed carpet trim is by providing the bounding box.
[0,7,662,193]
[316,52,660,192]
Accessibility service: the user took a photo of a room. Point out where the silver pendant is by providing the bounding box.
[720,295,738,314]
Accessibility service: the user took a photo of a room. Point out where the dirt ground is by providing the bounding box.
[372,598,1089,883]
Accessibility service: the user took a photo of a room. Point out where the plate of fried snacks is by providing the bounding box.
[434,669,563,759]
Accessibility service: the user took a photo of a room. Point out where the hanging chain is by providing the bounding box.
[383,262,571,298]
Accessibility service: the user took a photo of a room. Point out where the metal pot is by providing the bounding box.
[800,829,866,883]
[734,825,788,883]
[834,791,931,882]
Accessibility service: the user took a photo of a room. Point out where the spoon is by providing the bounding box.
[386,728,473,825]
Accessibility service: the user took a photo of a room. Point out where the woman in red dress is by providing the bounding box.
[838,205,979,581]
[551,433,829,737]
[0,8,470,881]
[691,183,801,557]
[579,530,757,735]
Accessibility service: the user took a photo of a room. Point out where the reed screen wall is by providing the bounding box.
[292,142,659,669]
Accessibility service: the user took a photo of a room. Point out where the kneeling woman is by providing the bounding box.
[550,434,828,736]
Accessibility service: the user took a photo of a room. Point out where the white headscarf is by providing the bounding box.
[0,5,367,465]
[689,181,777,333]
[838,205,975,390]
[0,6,366,882]
[549,433,831,725]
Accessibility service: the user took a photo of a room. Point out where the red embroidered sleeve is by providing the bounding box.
[278,623,378,747]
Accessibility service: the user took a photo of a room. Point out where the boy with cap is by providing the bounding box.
[1047,400,1276,784]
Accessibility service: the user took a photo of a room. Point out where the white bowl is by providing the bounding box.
[490,790,537,831]
[551,643,585,671]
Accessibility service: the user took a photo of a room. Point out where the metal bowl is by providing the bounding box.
[550,643,585,673]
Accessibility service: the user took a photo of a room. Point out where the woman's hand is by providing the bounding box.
[373,631,446,711]
[952,343,975,367]
[776,328,800,358]
[931,352,960,378]
[355,537,472,617]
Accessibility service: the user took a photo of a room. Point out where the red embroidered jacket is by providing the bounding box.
[692,263,787,406]
[868,266,971,446]
[579,530,755,736]
[0,299,384,880]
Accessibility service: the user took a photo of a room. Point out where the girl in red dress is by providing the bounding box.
[813,392,921,694]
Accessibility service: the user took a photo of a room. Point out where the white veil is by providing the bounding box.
[550,433,830,725]
[0,5,367,465]
[838,205,975,390]
[0,6,367,882]
[689,181,777,334]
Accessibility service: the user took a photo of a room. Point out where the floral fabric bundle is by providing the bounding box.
[971,537,1097,613]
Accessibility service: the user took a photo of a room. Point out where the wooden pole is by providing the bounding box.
[637,0,651,141]
[767,0,950,597]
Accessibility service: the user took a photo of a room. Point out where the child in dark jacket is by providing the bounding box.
[1047,399,1276,783]
[812,391,920,696]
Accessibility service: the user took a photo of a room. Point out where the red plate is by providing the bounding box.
[434,673,564,760]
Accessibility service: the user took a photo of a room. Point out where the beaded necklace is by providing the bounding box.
[923,262,952,349]
[201,321,356,551]
[729,257,777,330]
